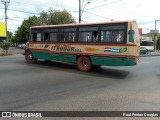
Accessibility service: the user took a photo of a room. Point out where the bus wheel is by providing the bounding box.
[77,56,92,72]
[25,51,37,64]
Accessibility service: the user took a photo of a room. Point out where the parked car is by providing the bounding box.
[17,44,26,49]
[140,46,148,54]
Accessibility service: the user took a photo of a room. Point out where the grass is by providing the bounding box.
[0,52,13,56]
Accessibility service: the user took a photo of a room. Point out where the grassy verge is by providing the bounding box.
[0,52,13,56]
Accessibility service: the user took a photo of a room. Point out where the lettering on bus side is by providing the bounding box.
[29,44,34,47]
[51,44,82,52]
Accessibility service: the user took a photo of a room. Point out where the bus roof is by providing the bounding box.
[31,20,136,29]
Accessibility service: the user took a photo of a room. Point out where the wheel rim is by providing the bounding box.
[28,53,33,60]
[82,60,87,67]
[77,56,92,71]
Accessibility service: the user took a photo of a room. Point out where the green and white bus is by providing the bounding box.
[24,20,140,71]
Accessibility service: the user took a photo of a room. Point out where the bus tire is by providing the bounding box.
[25,51,37,64]
[77,56,92,72]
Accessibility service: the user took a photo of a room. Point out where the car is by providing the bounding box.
[140,46,148,54]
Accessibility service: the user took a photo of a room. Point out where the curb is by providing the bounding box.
[140,53,160,57]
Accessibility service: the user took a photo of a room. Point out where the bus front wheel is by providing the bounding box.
[77,56,92,72]
[25,51,37,64]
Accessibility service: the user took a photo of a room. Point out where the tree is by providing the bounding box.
[39,8,76,25]
[39,11,49,25]
[14,9,76,44]
[14,16,41,44]
[8,31,13,40]
[0,41,12,55]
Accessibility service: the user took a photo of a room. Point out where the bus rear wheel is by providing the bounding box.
[77,56,92,72]
[25,51,37,64]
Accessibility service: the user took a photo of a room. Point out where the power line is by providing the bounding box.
[8,18,23,21]
[10,1,37,6]
[83,10,112,20]
[8,10,27,19]
[8,8,39,15]
[85,0,123,10]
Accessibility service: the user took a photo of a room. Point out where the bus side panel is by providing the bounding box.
[31,50,137,66]
[91,56,137,66]
[31,50,76,63]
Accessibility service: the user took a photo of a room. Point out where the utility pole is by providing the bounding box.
[79,0,81,23]
[79,0,90,23]
[154,19,160,51]
[1,0,10,42]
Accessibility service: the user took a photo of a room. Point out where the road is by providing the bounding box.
[0,47,160,119]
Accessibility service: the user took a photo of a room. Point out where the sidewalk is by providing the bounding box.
[0,47,24,56]
[0,48,3,54]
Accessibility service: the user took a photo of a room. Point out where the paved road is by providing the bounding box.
[0,48,160,119]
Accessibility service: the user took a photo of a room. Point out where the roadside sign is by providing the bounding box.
[150,30,159,34]
[0,22,6,37]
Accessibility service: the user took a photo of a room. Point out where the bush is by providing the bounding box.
[0,42,12,55]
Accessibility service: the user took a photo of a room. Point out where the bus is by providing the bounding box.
[24,20,140,71]
[140,40,154,54]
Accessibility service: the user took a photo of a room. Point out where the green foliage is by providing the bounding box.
[39,9,76,25]
[0,42,12,55]
[0,52,13,56]
[13,8,76,44]
[15,16,41,44]
[8,31,13,39]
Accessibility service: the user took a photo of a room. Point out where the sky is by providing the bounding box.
[0,0,160,34]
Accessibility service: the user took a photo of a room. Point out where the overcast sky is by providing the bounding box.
[0,0,160,34]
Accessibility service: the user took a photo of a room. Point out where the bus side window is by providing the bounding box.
[101,31,112,43]
[112,31,124,43]
[68,33,76,42]
[60,32,76,42]
[32,33,37,41]
[79,32,92,42]
[50,33,57,42]
[32,33,41,42]
[44,33,49,42]
[37,33,41,41]
[93,31,98,42]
